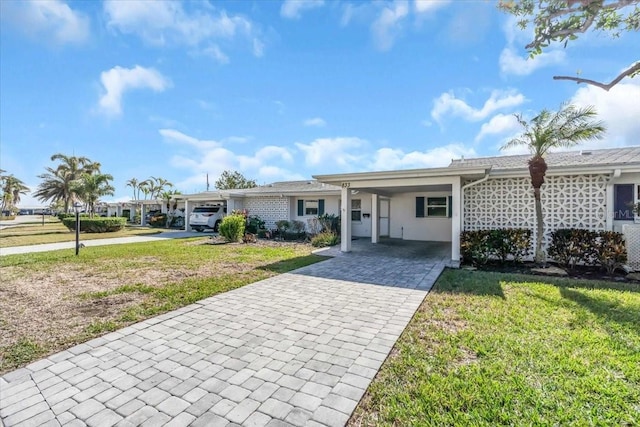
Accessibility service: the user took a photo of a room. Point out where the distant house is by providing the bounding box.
[178,147,640,263]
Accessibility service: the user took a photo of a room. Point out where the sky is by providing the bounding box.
[1,0,639,206]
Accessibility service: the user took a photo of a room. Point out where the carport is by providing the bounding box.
[313,166,489,263]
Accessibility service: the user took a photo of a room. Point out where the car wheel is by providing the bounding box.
[194,227,202,232]
[214,220,221,232]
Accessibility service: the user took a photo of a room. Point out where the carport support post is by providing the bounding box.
[341,186,352,252]
[141,204,147,226]
[371,193,379,244]
[451,176,461,262]
[184,200,190,231]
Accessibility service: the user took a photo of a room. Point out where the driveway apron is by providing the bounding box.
[0,251,445,427]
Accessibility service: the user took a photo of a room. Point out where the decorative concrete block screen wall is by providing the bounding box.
[244,197,290,230]
[464,174,608,249]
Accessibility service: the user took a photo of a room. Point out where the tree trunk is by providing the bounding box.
[529,156,548,264]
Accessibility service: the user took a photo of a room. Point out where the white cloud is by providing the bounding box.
[371,0,409,51]
[475,113,520,142]
[0,0,90,45]
[103,0,263,60]
[160,129,301,190]
[296,137,367,168]
[370,144,477,170]
[431,89,525,123]
[570,79,640,149]
[98,66,171,117]
[303,117,327,127]
[414,0,450,14]
[499,47,566,76]
[202,44,230,64]
[499,15,565,76]
[281,0,325,19]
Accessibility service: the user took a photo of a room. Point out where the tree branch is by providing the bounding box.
[552,61,640,90]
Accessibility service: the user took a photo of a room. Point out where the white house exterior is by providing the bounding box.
[177,147,640,264]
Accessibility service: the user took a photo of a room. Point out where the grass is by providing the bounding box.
[350,269,640,426]
[0,238,324,373]
[0,220,162,247]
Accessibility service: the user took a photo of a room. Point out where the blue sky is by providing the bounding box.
[1,0,639,205]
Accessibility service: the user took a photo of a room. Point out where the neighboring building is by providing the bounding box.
[177,147,640,264]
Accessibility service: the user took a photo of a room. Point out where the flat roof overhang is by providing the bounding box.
[313,167,490,195]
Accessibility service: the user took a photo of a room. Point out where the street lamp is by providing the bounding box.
[74,201,82,256]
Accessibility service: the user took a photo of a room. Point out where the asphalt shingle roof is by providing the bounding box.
[448,147,640,171]
[235,180,340,194]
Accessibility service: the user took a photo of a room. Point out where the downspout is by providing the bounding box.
[605,169,621,231]
[460,170,491,233]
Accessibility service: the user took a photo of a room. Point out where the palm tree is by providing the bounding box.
[1,174,29,214]
[126,178,140,200]
[35,153,98,212]
[502,104,606,263]
[72,173,115,217]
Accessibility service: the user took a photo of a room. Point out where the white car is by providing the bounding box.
[189,205,226,232]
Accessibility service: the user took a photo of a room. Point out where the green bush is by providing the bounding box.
[311,231,339,248]
[461,230,491,265]
[219,214,246,242]
[62,217,126,233]
[148,214,167,228]
[594,231,627,274]
[461,228,532,265]
[246,215,266,234]
[318,213,340,233]
[58,213,90,221]
[548,229,597,269]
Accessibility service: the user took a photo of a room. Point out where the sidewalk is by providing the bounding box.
[0,231,205,256]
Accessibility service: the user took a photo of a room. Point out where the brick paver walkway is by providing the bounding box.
[1,245,446,426]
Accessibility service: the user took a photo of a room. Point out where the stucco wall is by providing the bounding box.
[389,192,452,242]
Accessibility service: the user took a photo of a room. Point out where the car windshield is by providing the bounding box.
[193,207,219,213]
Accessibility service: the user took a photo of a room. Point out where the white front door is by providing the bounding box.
[380,199,390,237]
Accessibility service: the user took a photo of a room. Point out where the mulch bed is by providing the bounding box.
[465,262,640,284]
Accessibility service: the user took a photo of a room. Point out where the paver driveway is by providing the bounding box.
[0,251,445,427]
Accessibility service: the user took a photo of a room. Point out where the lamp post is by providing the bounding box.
[74,202,82,256]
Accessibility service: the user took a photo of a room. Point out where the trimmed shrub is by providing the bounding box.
[0,215,16,221]
[62,217,126,233]
[290,220,305,234]
[219,214,246,242]
[311,231,339,248]
[461,230,491,265]
[461,228,532,265]
[594,231,627,274]
[548,229,598,269]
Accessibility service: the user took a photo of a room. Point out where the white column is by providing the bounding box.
[129,204,135,222]
[140,204,147,226]
[371,193,379,244]
[606,182,614,231]
[341,186,352,252]
[184,200,190,231]
[451,177,461,262]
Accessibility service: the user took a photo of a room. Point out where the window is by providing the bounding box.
[416,196,451,218]
[297,199,325,216]
[351,199,361,221]
[614,184,634,220]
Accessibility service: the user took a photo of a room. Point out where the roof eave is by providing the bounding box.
[314,166,490,185]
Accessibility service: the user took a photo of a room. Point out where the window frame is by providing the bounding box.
[416,196,450,218]
[351,199,362,222]
[304,199,319,216]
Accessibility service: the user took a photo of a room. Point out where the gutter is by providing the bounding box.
[460,171,491,232]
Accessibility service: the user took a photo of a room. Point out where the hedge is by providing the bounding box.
[549,228,627,273]
[62,217,126,233]
[460,228,532,265]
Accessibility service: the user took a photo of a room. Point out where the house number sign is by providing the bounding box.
[341,182,351,188]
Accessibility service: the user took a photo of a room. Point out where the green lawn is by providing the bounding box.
[0,221,162,247]
[350,269,640,426]
[0,238,323,373]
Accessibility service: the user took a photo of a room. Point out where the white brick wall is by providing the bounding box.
[244,197,291,230]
